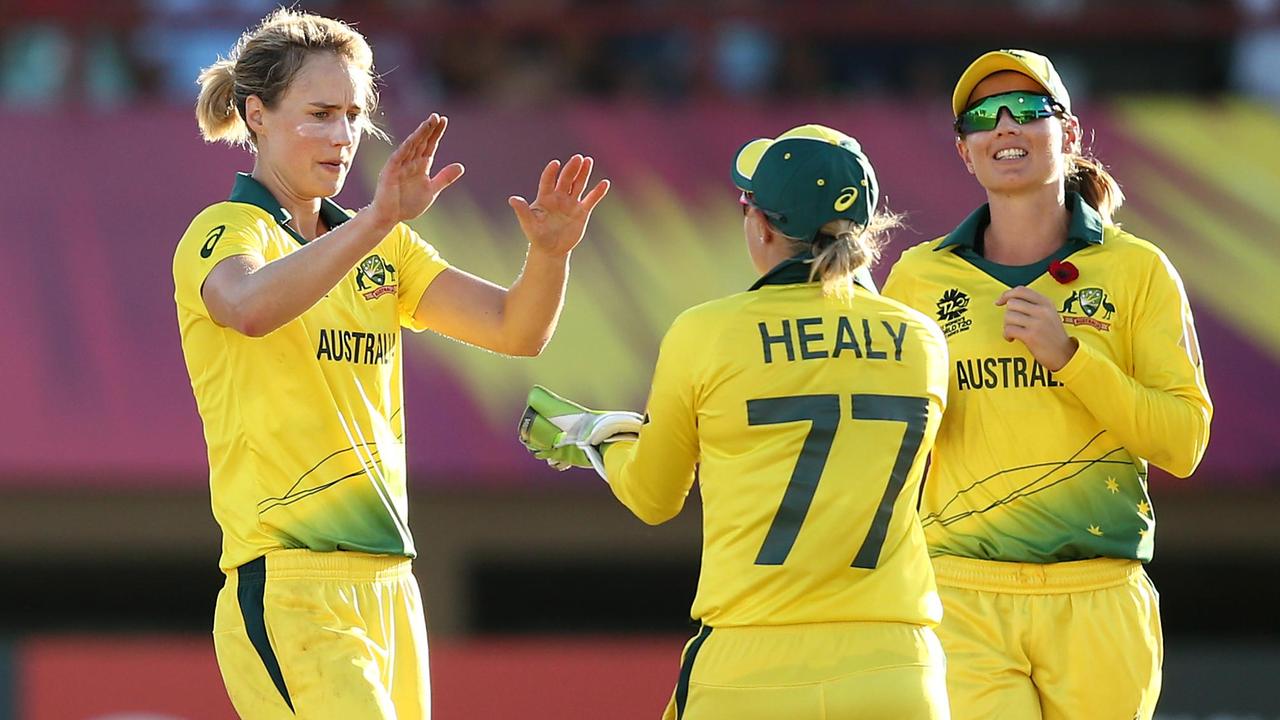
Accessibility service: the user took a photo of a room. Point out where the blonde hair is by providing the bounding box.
[1066,153,1125,224]
[785,212,902,302]
[195,8,385,147]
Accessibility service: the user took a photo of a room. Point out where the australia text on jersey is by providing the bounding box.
[954,355,1063,391]
[316,329,398,365]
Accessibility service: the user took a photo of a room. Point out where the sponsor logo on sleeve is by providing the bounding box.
[199,225,226,259]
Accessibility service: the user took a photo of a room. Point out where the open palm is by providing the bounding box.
[509,155,610,257]
[372,113,465,225]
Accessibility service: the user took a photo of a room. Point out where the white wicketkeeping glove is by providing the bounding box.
[517,385,643,479]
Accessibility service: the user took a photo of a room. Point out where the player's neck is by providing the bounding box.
[982,186,1069,266]
[250,167,325,241]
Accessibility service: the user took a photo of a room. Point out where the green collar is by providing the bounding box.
[932,192,1103,287]
[935,191,1104,252]
[227,172,352,245]
[748,250,875,292]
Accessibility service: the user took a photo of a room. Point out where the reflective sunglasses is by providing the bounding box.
[954,91,1065,135]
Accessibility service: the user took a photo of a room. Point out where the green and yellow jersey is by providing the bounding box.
[883,193,1212,564]
[604,257,950,628]
[173,174,449,571]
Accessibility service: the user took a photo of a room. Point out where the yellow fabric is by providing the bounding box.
[662,621,949,720]
[604,280,949,628]
[951,49,1072,115]
[173,197,450,570]
[883,225,1212,563]
[931,555,1162,720]
[213,550,430,719]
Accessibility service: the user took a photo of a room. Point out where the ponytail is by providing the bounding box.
[195,58,248,146]
[1067,154,1125,224]
[803,212,901,302]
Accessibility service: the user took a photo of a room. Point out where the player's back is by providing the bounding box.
[678,281,949,628]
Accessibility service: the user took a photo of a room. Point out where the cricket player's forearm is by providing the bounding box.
[1055,341,1211,477]
[204,209,396,337]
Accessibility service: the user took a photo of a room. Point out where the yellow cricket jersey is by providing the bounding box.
[883,193,1212,564]
[605,257,950,628]
[173,174,449,570]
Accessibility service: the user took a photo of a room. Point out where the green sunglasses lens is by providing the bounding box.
[955,92,1059,134]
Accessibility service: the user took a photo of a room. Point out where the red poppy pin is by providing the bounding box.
[1049,259,1079,284]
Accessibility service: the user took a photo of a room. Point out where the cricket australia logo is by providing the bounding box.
[936,288,972,337]
[355,254,397,300]
[1060,287,1115,331]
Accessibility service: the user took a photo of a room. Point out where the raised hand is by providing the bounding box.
[508,155,610,257]
[996,285,1079,371]
[370,113,466,226]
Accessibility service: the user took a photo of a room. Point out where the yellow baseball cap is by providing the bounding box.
[952,49,1071,117]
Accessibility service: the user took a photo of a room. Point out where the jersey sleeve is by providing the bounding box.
[882,251,920,311]
[395,223,451,331]
[602,312,702,525]
[172,206,269,319]
[1054,249,1213,477]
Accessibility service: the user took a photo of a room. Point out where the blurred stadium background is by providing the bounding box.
[1,0,1279,717]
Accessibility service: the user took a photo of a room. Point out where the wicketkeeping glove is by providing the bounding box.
[517,385,643,479]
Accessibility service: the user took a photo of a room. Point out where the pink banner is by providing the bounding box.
[0,104,1274,487]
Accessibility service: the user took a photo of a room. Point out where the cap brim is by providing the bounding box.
[731,138,774,191]
[733,126,863,190]
[952,53,1053,117]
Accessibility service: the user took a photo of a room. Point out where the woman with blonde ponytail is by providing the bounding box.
[517,124,952,719]
[173,7,610,718]
[883,50,1212,719]
[194,58,245,145]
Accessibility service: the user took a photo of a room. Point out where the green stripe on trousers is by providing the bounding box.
[237,556,295,713]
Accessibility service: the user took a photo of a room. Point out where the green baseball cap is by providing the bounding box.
[731,124,878,241]
[952,49,1071,116]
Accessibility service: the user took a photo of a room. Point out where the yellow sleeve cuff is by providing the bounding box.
[1053,339,1101,386]
[601,439,636,476]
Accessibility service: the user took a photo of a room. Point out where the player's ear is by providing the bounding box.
[955,136,975,175]
[1061,114,1082,155]
[758,218,784,248]
[244,95,266,138]
[744,206,768,240]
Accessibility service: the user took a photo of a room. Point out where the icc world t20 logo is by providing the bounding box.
[1060,287,1115,331]
[356,255,397,300]
[936,288,972,337]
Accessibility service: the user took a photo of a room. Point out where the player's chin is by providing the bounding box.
[983,168,1055,195]
[312,168,347,197]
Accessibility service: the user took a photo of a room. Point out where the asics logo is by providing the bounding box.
[200,224,226,259]
[833,187,859,212]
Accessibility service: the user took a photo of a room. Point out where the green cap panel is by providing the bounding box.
[731,124,878,241]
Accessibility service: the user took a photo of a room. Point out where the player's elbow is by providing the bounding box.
[1158,442,1207,479]
[626,492,685,526]
[205,285,276,337]
[226,305,277,338]
[1155,423,1210,479]
[506,336,548,358]
[631,504,680,526]
[233,317,271,338]
[613,486,681,525]
[488,329,548,357]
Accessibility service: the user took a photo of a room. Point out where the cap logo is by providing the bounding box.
[834,186,859,212]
